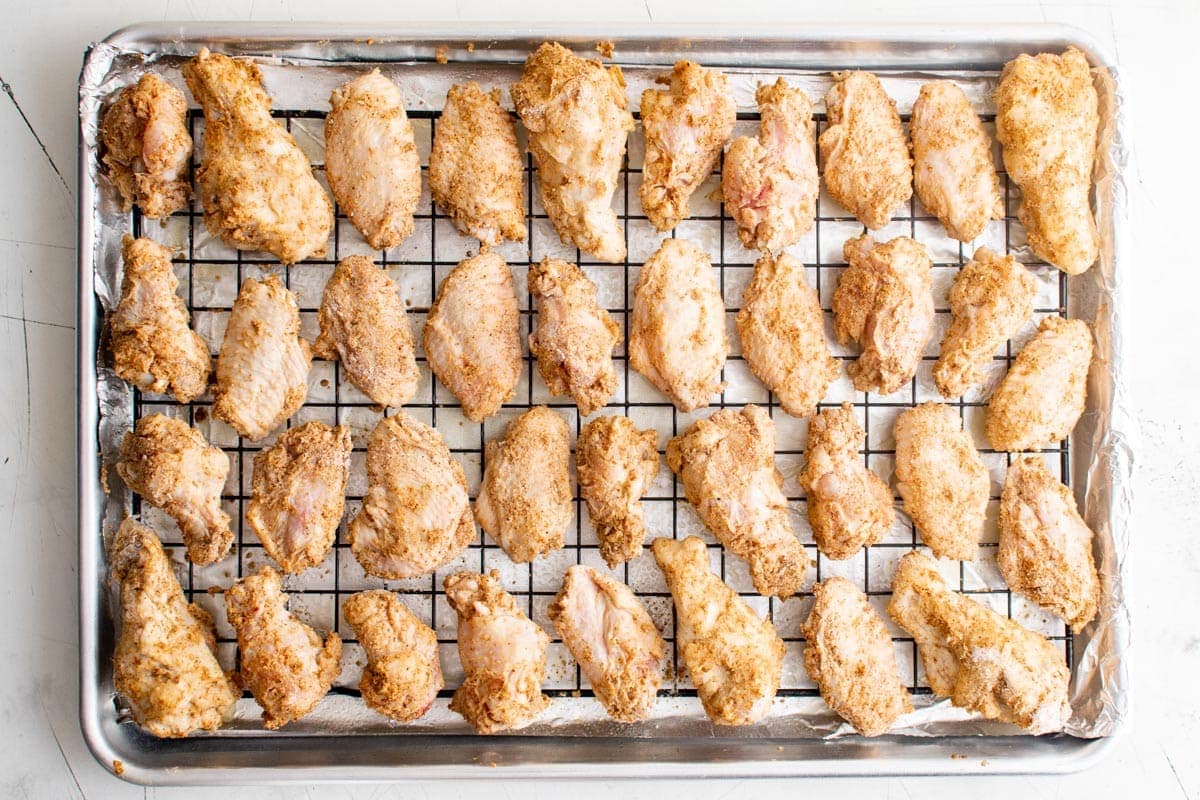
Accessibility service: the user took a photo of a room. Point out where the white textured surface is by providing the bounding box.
[2,0,1196,797]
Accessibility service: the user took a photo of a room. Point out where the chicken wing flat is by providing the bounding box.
[343,590,443,722]
[224,566,342,730]
[110,236,211,404]
[888,551,1070,733]
[652,536,785,725]
[998,457,1100,632]
[511,42,634,262]
[444,570,550,733]
[182,49,332,264]
[213,274,311,442]
[819,71,913,230]
[801,577,912,736]
[528,257,621,416]
[832,235,934,395]
[629,238,728,412]
[475,406,572,563]
[116,413,233,565]
[548,565,665,722]
[910,80,1004,242]
[99,73,192,219]
[639,60,735,232]
[666,405,809,598]
[429,82,527,246]
[995,47,1100,274]
[736,251,837,418]
[722,79,819,253]
[798,403,894,560]
[576,415,660,567]
[110,518,237,738]
[313,255,419,409]
[325,70,421,250]
[348,412,474,579]
[894,403,989,561]
[985,316,1093,452]
[247,421,351,574]
[933,248,1037,398]
[423,251,522,421]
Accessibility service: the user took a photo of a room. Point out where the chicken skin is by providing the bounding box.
[639,60,735,232]
[736,251,837,418]
[801,577,912,737]
[652,536,785,725]
[832,235,934,395]
[110,236,211,404]
[888,551,1070,733]
[182,49,332,264]
[110,518,238,738]
[629,238,728,412]
[348,412,474,579]
[342,590,443,722]
[429,82,527,246]
[475,406,572,563]
[116,413,232,565]
[313,255,419,409]
[99,72,192,219]
[548,565,665,722]
[910,80,1004,242]
[528,258,621,416]
[423,252,522,421]
[511,42,634,263]
[933,248,1037,398]
[722,79,819,253]
[986,316,1093,452]
[213,274,311,442]
[247,421,351,574]
[798,403,894,560]
[444,570,550,733]
[325,70,422,250]
[995,47,1100,274]
[666,405,809,598]
[819,72,913,230]
[998,457,1100,632]
[576,415,660,567]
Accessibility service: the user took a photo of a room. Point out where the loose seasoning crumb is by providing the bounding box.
[981,759,989,767]
[367,38,375,45]
[488,761,497,768]
[113,759,125,776]
[320,378,330,388]
[206,585,222,595]
[596,40,615,58]
[435,45,450,64]
[950,753,966,760]
[99,462,110,494]
[466,42,475,53]
[194,407,208,422]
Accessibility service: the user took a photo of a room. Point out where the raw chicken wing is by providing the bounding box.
[576,415,660,567]
[343,590,443,722]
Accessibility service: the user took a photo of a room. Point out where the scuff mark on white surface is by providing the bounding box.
[0,74,70,197]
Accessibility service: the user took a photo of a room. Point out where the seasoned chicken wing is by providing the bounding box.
[998,457,1100,632]
[801,577,911,736]
[423,251,522,421]
[247,421,351,574]
[111,235,211,404]
[576,415,660,567]
[639,60,735,231]
[548,565,665,722]
[475,406,572,563]
[343,590,443,722]
[528,258,621,416]
[116,413,232,566]
[995,47,1100,274]
[429,82,527,246]
[629,238,728,412]
[445,570,550,733]
[348,412,474,579]
[985,316,1093,452]
[110,518,237,738]
[511,42,634,262]
[666,405,808,598]
[933,248,1037,398]
[313,255,419,409]
[832,235,934,395]
[652,536,785,725]
[182,49,332,264]
[888,551,1070,733]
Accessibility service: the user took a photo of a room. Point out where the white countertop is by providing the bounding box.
[4,0,1197,797]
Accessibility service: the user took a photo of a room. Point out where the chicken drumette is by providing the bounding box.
[576,415,660,568]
